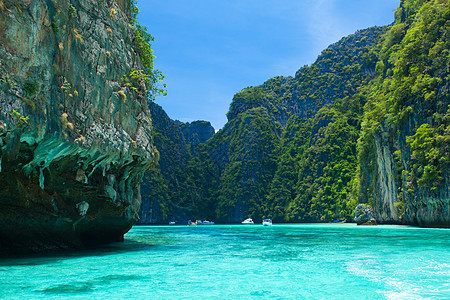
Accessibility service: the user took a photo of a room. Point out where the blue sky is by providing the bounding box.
[137,0,399,130]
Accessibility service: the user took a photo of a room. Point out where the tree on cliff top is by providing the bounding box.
[130,0,166,101]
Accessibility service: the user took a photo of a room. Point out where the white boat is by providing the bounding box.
[241,218,254,224]
[169,221,176,225]
[262,219,272,226]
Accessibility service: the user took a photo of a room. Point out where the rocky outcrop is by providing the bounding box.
[372,123,399,223]
[354,204,377,225]
[359,0,450,228]
[180,120,215,154]
[369,118,449,227]
[0,0,157,252]
[138,102,215,224]
[226,27,385,126]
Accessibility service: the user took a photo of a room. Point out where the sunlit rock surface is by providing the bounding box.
[354,204,377,225]
[0,0,156,252]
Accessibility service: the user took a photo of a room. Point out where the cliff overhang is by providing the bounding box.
[0,0,156,252]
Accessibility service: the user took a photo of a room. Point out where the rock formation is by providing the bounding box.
[139,102,215,224]
[0,0,157,252]
[136,0,449,228]
[357,0,449,228]
[354,204,377,225]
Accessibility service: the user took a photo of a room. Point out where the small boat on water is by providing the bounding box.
[197,220,215,225]
[262,219,272,226]
[241,218,254,224]
[187,220,197,226]
[169,221,176,225]
[330,219,346,224]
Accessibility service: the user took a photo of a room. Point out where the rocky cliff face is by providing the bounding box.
[205,27,384,223]
[368,111,449,228]
[180,120,215,154]
[0,0,157,252]
[368,102,449,227]
[138,102,215,224]
[226,27,384,127]
[358,0,449,228]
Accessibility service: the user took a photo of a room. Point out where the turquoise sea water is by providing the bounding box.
[0,224,449,299]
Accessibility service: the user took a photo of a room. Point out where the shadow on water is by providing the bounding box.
[2,224,448,267]
[0,233,166,267]
[39,274,145,295]
[40,283,95,295]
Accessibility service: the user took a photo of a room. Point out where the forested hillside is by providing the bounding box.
[204,25,386,223]
[357,0,449,226]
[139,102,216,224]
[141,0,449,227]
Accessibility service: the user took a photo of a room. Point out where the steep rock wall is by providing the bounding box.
[0,0,157,252]
[139,102,215,224]
[370,115,449,227]
[360,0,450,227]
[373,123,398,222]
[206,27,384,223]
[226,27,385,127]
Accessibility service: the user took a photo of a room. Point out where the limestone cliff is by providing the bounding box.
[180,120,215,155]
[206,27,384,223]
[139,102,215,224]
[358,0,449,227]
[226,27,384,127]
[0,0,157,252]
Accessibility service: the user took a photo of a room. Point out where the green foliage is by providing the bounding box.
[20,81,39,110]
[51,22,59,33]
[141,0,449,224]
[69,4,77,18]
[130,0,166,101]
[121,68,151,94]
[60,80,71,92]
[24,81,39,97]
[140,103,218,223]
[266,116,311,221]
[284,97,362,222]
[10,110,29,127]
[227,86,266,120]
[357,0,450,212]
[406,108,450,190]
[215,108,280,222]
[140,167,170,222]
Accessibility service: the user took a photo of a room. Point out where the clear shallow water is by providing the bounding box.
[0,224,449,299]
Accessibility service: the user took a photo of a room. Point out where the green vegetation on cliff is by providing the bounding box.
[285,96,364,222]
[215,108,280,222]
[0,0,161,251]
[203,25,386,223]
[357,0,449,226]
[139,103,217,224]
[130,0,166,101]
[144,25,384,223]
[141,0,449,227]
